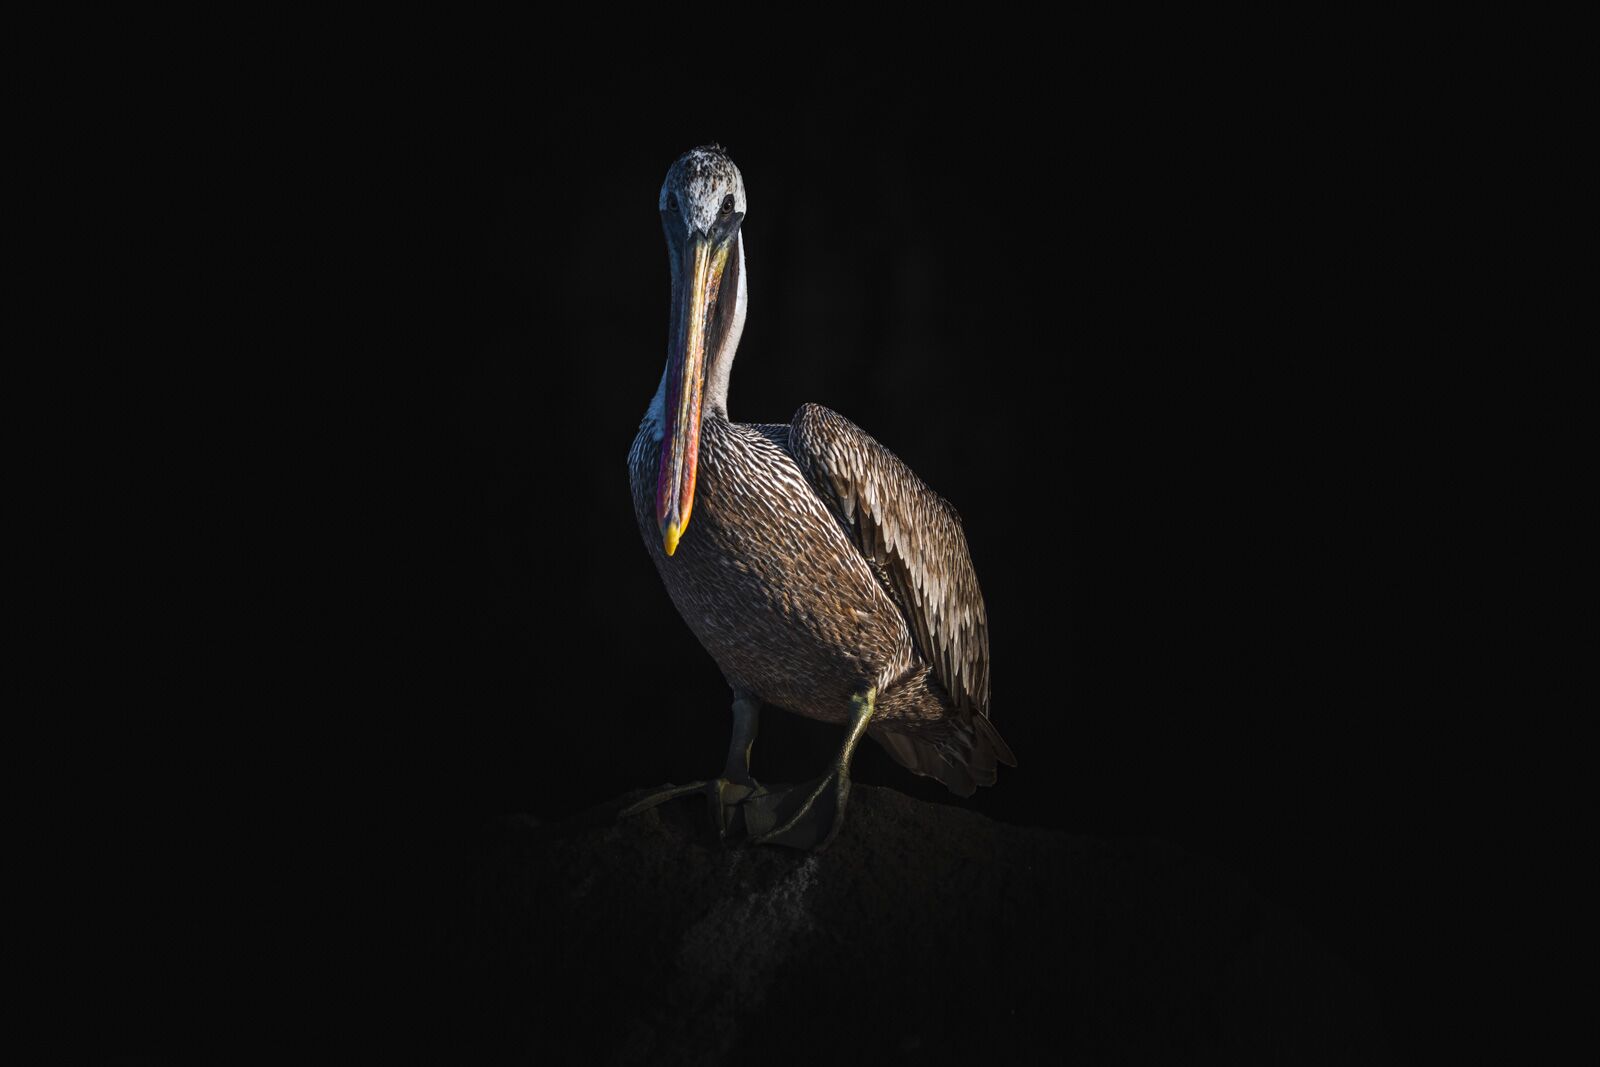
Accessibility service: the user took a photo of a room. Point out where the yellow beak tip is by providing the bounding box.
[663,522,682,557]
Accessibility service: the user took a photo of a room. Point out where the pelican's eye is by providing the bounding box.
[719,194,735,216]
[666,193,678,213]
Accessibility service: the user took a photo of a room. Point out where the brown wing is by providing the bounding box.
[788,403,995,724]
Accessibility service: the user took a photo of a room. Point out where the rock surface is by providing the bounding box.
[409,784,1391,1064]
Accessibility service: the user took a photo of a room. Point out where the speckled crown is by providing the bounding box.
[660,145,746,232]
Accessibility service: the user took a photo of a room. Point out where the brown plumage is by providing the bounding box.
[629,406,1014,796]
[629,145,1013,803]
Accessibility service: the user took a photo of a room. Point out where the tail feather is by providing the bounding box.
[972,713,1018,768]
[870,714,1015,798]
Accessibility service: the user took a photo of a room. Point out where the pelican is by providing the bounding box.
[622,146,1014,850]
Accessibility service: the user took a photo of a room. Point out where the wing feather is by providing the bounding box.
[788,403,992,720]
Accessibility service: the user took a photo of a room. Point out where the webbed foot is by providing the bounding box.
[742,769,851,851]
[618,778,768,842]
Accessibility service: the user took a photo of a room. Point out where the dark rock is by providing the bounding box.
[410,785,1391,1064]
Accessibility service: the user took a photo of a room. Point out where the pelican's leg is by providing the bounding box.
[723,691,761,787]
[618,692,766,841]
[744,687,876,852]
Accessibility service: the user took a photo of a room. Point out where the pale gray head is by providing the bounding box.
[652,145,750,557]
[659,145,747,237]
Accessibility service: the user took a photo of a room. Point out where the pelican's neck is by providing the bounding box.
[703,230,746,418]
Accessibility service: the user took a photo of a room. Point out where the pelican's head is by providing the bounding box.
[655,146,748,557]
[659,145,747,236]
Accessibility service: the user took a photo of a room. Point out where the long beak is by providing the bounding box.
[657,229,732,556]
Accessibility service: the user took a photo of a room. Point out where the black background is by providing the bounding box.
[65,25,1452,1061]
